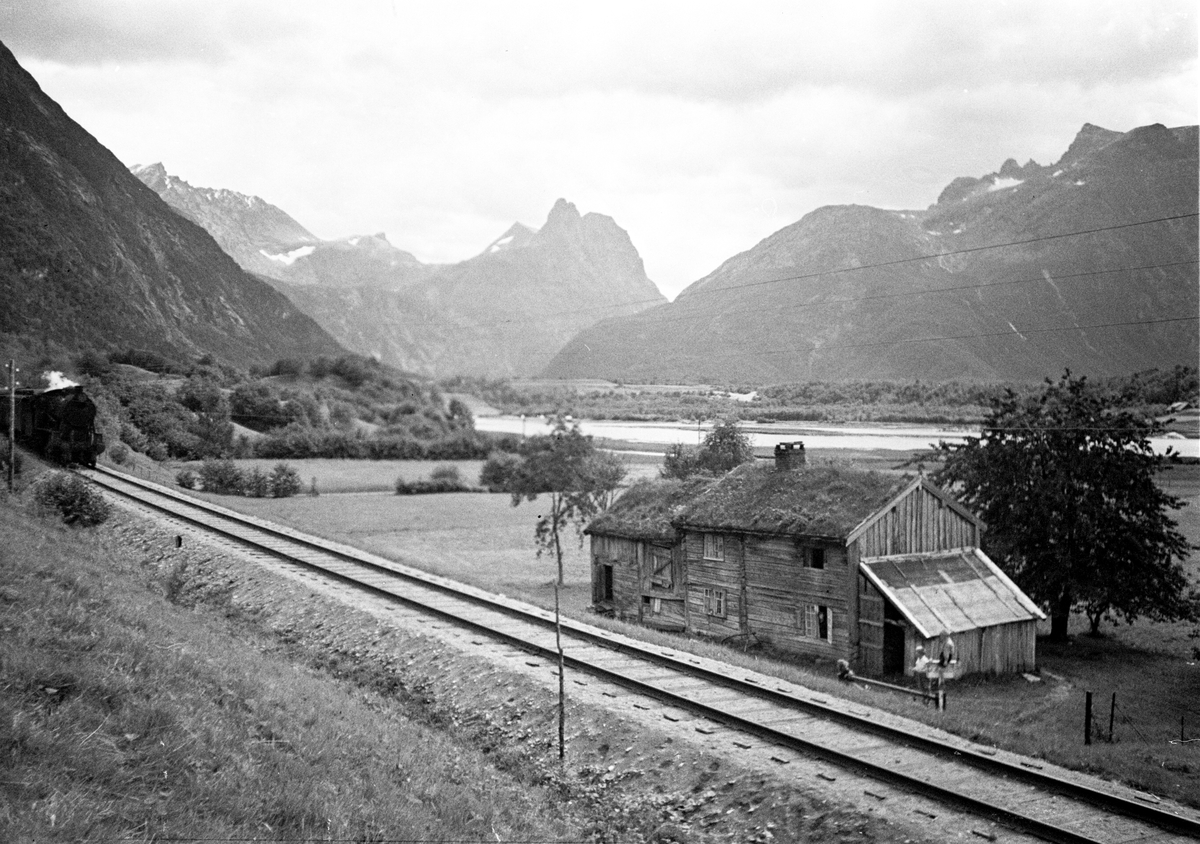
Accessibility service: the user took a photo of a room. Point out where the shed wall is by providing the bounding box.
[855,486,979,558]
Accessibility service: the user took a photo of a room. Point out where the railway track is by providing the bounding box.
[84,465,1200,844]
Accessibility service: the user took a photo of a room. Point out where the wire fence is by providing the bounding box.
[1084,690,1200,747]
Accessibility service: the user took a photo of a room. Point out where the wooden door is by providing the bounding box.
[857,575,884,675]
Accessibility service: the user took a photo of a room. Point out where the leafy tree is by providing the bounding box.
[503,416,626,586]
[930,371,1196,643]
[698,417,754,474]
[662,417,754,479]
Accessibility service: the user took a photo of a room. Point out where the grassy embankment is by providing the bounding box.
[0,488,592,842]
[1,464,916,844]
[134,450,1200,810]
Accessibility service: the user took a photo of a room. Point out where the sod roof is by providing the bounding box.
[585,476,717,542]
[673,462,911,538]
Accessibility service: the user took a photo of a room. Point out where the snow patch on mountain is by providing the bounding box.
[261,245,316,265]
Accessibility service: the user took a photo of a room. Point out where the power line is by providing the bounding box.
[448,211,1199,331]
[556,259,1198,335]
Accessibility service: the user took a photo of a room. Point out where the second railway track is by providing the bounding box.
[83,465,1200,844]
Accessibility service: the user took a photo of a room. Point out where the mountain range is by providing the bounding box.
[3,33,1194,386]
[0,40,344,367]
[131,164,667,377]
[545,122,1198,383]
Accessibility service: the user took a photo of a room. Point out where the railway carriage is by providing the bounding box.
[588,442,1044,678]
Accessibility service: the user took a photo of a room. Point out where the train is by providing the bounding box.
[1,386,106,467]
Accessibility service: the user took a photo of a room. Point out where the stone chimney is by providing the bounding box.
[774,441,806,471]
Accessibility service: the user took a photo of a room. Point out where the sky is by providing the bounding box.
[2,1,1196,300]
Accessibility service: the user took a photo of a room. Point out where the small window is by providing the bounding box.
[703,588,727,618]
[702,534,725,561]
[809,547,825,569]
[801,604,833,643]
[649,551,673,590]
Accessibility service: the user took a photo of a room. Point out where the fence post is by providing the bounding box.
[1085,691,1093,745]
[1109,692,1116,743]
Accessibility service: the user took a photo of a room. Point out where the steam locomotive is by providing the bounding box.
[1,386,106,467]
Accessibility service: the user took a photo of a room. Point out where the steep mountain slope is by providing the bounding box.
[0,41,344,366]
[129,163,431,290]
[545,123,1198,384]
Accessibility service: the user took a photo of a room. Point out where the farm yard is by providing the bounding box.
[137,450,1200,808]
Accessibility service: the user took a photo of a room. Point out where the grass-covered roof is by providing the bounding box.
[673,462,911,538]
[586,476,716,542]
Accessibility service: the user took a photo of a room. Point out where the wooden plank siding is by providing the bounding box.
[742,535,851,659]
[681,531,744,640]
[853,484,980,559]
[591,535,687,630]
[908,620,1038,676]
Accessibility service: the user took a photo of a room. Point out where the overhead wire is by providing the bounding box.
[459,211,1199,330]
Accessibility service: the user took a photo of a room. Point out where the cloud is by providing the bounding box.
[0,0,303,65]
[3,0,1195,298]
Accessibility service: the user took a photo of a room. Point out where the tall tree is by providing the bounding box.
[931,371,1196,642]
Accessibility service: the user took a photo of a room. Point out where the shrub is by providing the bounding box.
[175,468,198,490]
[661,443,701,480]
[31,471,111,526]
[244,466,271,498]
[120,422,149,453]
[108,442,130,464]
[479,451,523,492]
[199,459,244,495]
[269,463,302,498]
[430,464,462,485]
[146,441,170,462]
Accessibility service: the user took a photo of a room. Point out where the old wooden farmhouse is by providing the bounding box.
[587,443,1044,678]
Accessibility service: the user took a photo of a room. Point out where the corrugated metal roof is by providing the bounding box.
[860,548,1045,638]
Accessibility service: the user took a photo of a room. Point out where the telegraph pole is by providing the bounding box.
[7,360,15,493]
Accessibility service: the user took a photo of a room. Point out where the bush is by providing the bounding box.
[430,465,462,485]
[175,468,198,490]
[31,471,111,526]
[661,443,701,480]
[479,451,523,492]
[198,459,244,495]
[269,463,302,498]
[108,442,130,465]
[244,466,271,498]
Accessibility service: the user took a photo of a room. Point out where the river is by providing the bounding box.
[474,415,1200,458]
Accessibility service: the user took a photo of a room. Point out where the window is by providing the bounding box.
[703,588,727,618]
[808,547,825,569]
[642,595,663,614]
[649,550,674,590]
[702,533,725,561]
[801,604,833,643]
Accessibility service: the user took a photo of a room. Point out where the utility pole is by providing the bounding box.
[7,360,15,493]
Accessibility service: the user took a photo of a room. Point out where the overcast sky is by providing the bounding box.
[3,1,1196,299]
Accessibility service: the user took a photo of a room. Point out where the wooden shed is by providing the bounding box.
[587,449,1044,678]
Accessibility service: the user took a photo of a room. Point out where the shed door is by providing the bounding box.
[857,575,884,675]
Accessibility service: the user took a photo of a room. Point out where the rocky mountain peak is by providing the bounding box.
[1055,122,1123,168]
[542,197,583,233]
[130,162,169,191]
